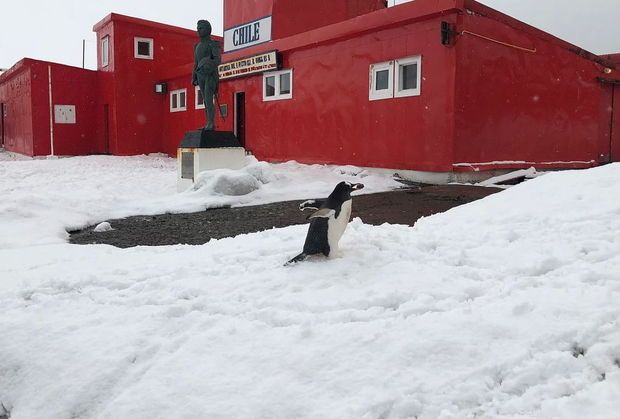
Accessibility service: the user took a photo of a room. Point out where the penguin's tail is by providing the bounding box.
[285,252,308,266]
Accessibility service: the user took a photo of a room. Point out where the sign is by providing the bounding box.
[219,51,279,80]
[224,16,272,53]
[54,105,76,124]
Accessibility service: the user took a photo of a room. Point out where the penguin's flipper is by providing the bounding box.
[307,208,335,220]
[285,252,308,266]
[299,199,324,211]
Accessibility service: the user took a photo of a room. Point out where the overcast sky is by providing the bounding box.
[1,0,619,71]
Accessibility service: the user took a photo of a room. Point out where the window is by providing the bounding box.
[395,56,421,98]
[170,89,187,112]
[263,69,293,101]
[134,37,154,59]
[195,86,205,109]
[369,61,393,101]
[369,55,421,100]
[101,36,109,68]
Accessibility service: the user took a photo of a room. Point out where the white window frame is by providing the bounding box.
[369,56,422,101]
[394,55,422,98]
[369,61,394,101]
[195,86,205,109]
[263,69,293,101]
[170,89,187,112]
[101,36,110,68]
[134,37,154,60]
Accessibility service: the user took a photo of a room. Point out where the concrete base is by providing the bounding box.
[177,147,247,192]
[177,130,247,192]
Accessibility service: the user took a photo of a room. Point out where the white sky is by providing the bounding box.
[1,0,619,71]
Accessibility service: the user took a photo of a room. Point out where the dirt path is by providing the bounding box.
[69,185,502,248]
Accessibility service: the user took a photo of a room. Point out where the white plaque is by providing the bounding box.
[54,105,76,124]
[219,51,278,80]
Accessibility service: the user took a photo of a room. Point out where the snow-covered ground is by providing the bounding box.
[1,154,619,419]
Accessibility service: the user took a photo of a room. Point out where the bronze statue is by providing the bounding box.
[192,19,221,130]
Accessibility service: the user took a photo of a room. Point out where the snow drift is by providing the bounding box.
[0,155,619,419]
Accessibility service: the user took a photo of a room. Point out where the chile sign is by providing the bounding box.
[224,16,272,53]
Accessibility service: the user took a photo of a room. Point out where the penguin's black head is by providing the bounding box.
[330,181,365,202]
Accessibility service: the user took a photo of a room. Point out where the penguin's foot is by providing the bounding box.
[285,252,308,266]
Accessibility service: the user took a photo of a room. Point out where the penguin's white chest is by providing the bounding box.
[327,199,352,254]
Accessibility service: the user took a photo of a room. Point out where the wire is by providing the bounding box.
[460,30,537,53]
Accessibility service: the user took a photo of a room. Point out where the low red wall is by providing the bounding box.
[453,8,609,170]
[0,62,34,155]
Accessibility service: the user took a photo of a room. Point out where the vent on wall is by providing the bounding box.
[181,151,194,179]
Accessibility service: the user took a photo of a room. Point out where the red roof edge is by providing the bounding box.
[92,12,222,41]
[600,53,620,66]
[0,58,97,83]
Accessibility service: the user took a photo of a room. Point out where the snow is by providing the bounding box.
[0,155,399,249]
[93,222,113,232]
[1,153,619,419]
[477,167,540,187]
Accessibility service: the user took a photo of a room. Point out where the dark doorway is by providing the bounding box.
[235,92,246,148]
[103,104,110,154]
[0,103,5,149]
[612,85,619,162]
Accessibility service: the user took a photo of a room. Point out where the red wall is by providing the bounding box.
[453,5,610,171]
[94,14,199,156]
[160,75,221,155]
[271,0,386,40]
[0,60,100,156]
[224,0,386,40]
[32,62,100,156]
[224,0,274,31]
[0,62,34,155]
[218,15,457,171]
[613,85,620,161]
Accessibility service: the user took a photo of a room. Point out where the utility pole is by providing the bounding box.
[82,40,86,69]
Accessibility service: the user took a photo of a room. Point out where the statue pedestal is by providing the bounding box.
[177,130,247,192]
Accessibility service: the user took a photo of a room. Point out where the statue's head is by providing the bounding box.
[197,20,212,38]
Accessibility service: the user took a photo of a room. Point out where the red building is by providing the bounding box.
[1,0,619,182]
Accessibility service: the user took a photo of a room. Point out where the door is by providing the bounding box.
[235,92,246,148]
[612,85,619,162]
[103,104,110,154]
[0,103,5,149]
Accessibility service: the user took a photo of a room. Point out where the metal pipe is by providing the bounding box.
[48,65,55,156]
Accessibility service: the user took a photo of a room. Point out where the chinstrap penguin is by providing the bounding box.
[286,181,364,265]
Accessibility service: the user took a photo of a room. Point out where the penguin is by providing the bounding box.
[286,181,364,265]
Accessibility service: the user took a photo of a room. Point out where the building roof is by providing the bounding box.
[0,58,96,84]
[92,13,197,37]
[221,0,617,71]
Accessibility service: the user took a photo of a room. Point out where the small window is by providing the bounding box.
[280,72,291,95]
[263,69,293,101]
[265,75,276,98]
[195,86,205,109]
[170,89,187,112]
[101,36,110,68]
[369,56,422,100]
[395,56,421,97]
[369,61,393,101]
[134,37,154,60]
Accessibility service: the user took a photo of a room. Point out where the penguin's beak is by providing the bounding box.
[351,183,364,191]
